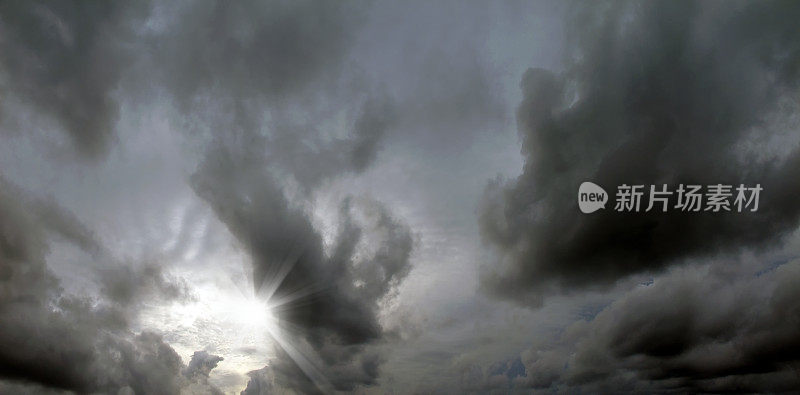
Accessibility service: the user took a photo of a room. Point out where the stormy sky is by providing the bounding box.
[1,1,800,394]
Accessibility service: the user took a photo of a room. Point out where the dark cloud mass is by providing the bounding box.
[512,259,800,392]
[463,1,800,392]
[480,0,800,302]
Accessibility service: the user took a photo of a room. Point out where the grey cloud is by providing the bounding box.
[0,380,71,395]
[31,196,104,256]
[514,258,800,392]
[240,367,275,395]
[98,261,192,308]
[0,183,92,391]
[355,1,508,153]
[182,351,224,395]
[194,142,414,390]
[450,357,528,394]
[0,1,146,159]
[184,351,223,380]
[12,1,797,393]
[155,0,364,108]
[479,0,800,303]
[0,184,191,312]
[344,198,414,303]
[267,94,397,193]
[0,180,218,394]
[428,258,800,393]
[150,0,417,390]
[388,46,506,153]
[0,0,365,160]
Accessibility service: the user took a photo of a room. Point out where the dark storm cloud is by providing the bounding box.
[479,0,800,303]
[193,142,413,391]
[0,1,146,159]
[513,259,800,392]
[0,179,221,393]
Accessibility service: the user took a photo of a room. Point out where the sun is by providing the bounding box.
[233,297,275,329]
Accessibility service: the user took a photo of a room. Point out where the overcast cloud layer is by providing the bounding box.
[1,1,800,394]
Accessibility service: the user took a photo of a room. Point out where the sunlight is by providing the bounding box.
[136,255,330,393]
[137,274,279,390]
[233,296,275,330]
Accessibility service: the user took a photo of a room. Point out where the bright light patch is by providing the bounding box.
[233,297,275,329]
[137,272,280,391]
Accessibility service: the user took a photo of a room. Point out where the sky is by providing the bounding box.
[1,1,800,394]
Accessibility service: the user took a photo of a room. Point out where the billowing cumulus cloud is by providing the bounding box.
[480,0,800,303]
